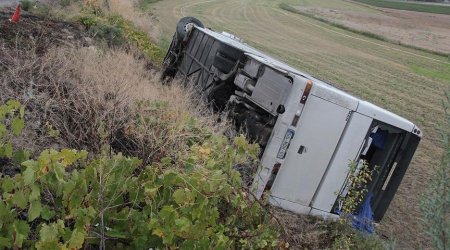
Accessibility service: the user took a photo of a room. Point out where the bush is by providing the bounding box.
[0,100,278,249]
[20,0,36,11]
[76,13,164,63]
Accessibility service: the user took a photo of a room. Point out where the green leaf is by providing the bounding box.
[144,186,161,199]
[39,221,64,243]
[1,177,14,193]
[12,220,30,248]
[29,184,40,202]
[11,117,24,136]
[159,206,177,221]
[41,205,56,221]
[12,192,27,209]
[3,142,13,158]
[0,123,6,138]
[6,100,20,109]
[173,189,187,205]
[175,217,192,233]
[0,201,11,219]
[67,229,85,249]
[13,150,30,164]
[160,157,172,166]
[28,200,42,221]
[105,229,128,239]
[0,236,12,248]
[23,166,36,186]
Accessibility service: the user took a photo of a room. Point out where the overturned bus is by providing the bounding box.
[161,17,421,221]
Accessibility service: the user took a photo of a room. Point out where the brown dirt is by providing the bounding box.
[295,6,450,54]
[0,10,94,155]
[0,10,90,52]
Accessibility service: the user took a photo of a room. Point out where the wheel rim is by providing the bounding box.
[184,23,195,33]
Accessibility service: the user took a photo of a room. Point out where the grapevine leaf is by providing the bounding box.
[67,229,85,249]
[28,200,42,222]
[144,186,161,199]
[39,222,61,242]
[4,142,12,158]
[13,149,30,164]
[175,217,191,233]
[0,201,10,218]
[105,229,128,239]
[11,117,24,136]
[41,205,56,221]
[0,236,12,248]
[6,100,20,109]
[12,220,29,248]
[1,177,14,193]
[29,184,40,202]
[23,166,35,186]
[12,192,27,209]
[185,157,195,172]
[173,189,187,205]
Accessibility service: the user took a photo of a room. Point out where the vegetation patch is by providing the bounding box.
[137,0,163,11]
[351,0,450,15]
[408,63,450,83]
[0,101,279,249]
[76,11,164,64]
[0,10,278,247]
[279,3,449,57]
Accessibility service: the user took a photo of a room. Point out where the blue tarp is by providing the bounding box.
[351,193,375,234]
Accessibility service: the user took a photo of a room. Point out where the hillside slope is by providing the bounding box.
[148,0,449,247]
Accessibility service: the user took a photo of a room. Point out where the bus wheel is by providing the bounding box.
[176,17,204,41]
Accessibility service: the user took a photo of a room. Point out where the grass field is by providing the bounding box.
[149,0,450,247]
[281,1,450,55]
[353,0,450,14]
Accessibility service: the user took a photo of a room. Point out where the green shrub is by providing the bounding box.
[0,100,29,167]
[20,0,36,11]
[76,13,164,64]
[331,161,386,249]
[0,101,278,249]
[88,23,125,46]
[105,14,164,64]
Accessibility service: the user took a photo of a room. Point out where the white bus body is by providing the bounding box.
[162,17,421,221]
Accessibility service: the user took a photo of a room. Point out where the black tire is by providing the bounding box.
[176,17,204,41]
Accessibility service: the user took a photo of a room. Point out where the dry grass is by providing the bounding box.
[272,208,334,249]
[0,42,225,164]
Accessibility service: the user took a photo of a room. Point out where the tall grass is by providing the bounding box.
[419,93,450,250]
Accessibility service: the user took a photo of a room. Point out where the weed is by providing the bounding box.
[419,93,450,250]
[20,0,36,11]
